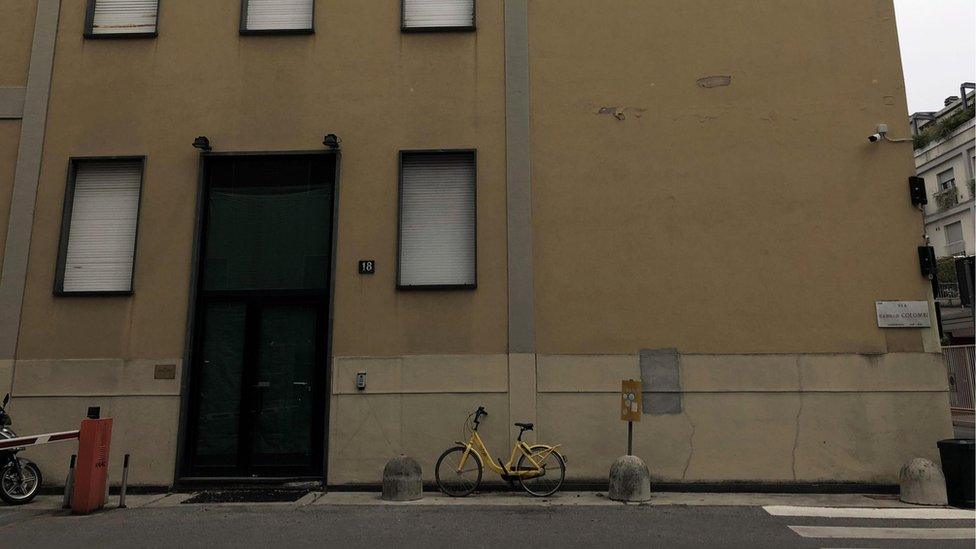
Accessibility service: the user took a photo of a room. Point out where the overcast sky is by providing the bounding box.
[894,0,976,113]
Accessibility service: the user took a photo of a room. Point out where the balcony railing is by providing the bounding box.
[938,282,960,302]
[934,187,960,211]
[947,240,967,256]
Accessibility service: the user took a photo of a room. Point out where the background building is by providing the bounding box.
[910,87,975,344]
[0,0,953,488]
[912,88,975,259]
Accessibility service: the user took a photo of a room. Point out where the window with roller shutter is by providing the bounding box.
[55,158,145,295]
[241,0,315,34]
[398,151,477,289]
[402,0,475,31]
[85,0,159,38]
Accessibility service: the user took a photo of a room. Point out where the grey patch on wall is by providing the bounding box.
[696,75,732,88]
[639,348,681,415]
[597,106,646,121]
[0,87,26,119]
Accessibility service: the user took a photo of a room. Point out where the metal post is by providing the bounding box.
[627,421,633,455]
[118,454,130,509]
[62,454,76,509]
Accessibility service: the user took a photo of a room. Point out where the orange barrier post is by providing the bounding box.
[71,410,112,515]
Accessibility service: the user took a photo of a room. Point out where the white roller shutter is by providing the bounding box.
[90,0,158,35]
[399,152,476,287]
[62,161,143,293]
[244,0,314,31]
[403,0,475,29]
[946,221,964,245]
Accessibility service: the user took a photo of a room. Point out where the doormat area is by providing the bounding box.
[182,489,310,504]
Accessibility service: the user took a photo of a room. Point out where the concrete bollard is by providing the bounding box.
[608,455,651,503]
[382,455,423,502]
[899,458,948,506]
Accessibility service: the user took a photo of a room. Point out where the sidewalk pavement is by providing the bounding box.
[13,490,971,511]
[3,491,972,548]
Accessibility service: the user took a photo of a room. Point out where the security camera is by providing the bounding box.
[868,123,889,143]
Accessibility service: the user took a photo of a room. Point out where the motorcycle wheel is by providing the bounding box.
[0,459,42,505]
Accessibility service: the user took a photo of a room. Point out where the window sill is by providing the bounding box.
[84,32,158,40]
[401,26,476,33]
[239,28,315,36]
[397,284,477,291]
[54,290,134,297]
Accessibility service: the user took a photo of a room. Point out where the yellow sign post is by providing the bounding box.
[621,380,642,422]
[621,380,642,455]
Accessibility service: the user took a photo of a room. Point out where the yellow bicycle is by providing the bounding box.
[435,406,566,497]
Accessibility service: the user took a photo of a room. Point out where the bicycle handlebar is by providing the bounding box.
[472,406,487,430]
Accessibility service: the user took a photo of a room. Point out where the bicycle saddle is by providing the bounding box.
[514,422,534,431]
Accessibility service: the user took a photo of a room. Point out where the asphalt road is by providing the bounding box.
[0,504,972,548]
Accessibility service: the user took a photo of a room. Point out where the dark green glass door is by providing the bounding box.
[250,303,320,470]
[186,154,334,477]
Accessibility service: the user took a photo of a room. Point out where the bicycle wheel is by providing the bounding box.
[435,446,483,497]
[517,446,565,497]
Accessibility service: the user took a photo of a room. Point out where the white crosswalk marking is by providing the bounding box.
[764,505,975,520]
[788,526,974,539]
[770,506,976,541]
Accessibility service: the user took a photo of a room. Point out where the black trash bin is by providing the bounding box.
[938,438,975,509]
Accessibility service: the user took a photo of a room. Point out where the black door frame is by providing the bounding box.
[174,150,340,484]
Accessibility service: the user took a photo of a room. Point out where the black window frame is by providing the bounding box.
[400,0,476,33]
[84,0,160,39]
[945,221,964,245]
[937,168,956,191]
[240,0,316,36]
[396,149,478,291]
[54,156,147,297]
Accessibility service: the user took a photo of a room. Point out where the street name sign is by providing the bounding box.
[875,301,931,328]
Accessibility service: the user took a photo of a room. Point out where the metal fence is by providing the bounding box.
[938,283,960,300]
[937,282,961,306]
[943,345,975,411]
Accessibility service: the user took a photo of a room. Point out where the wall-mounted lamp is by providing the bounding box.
[918,246,937,280]
[192,136,212,152]
[323,133,341,150]
[908,177,927,206]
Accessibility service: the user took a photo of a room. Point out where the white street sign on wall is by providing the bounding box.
[876,301,932,328]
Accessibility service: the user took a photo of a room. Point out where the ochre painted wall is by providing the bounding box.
[528,0,928,355]
[0,1,953,487]
[0,0,36,271]
[15,0,508,361]
[0,122,21,272]
[0,0,36,87]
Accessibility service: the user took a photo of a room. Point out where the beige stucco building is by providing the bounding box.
[0,0,953,489]
[912,94,975,261]
[911,90,975,343]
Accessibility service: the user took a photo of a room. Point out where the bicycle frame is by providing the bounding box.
[455,430,561,479]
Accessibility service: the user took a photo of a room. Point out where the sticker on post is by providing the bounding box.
[621,380,642,422]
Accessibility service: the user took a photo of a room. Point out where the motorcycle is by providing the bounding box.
[0,394,42,504]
